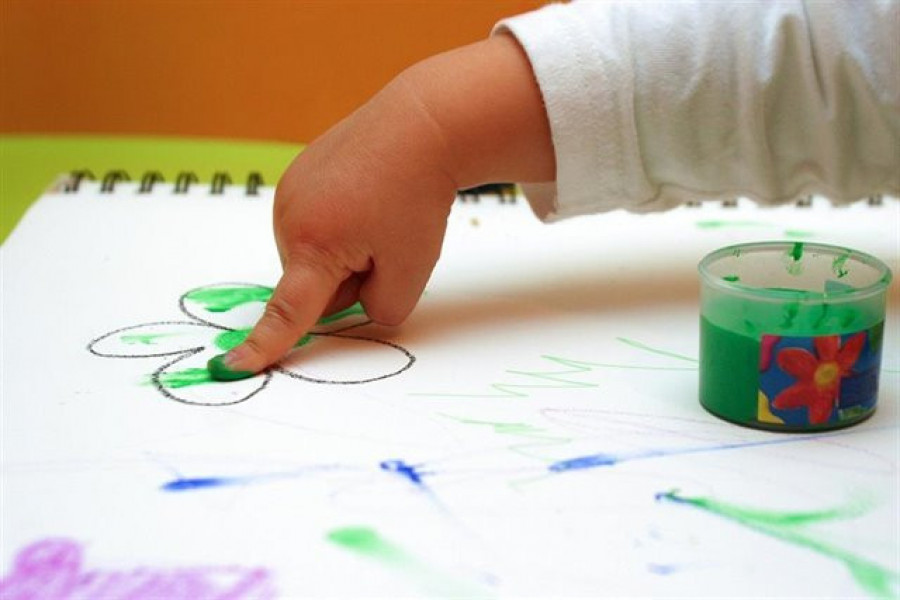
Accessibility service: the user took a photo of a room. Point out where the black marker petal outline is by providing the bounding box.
[274,332,415,385]
[151,347,272,407]
[88,283,418,406]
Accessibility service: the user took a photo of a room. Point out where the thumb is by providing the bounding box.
[212,260,347,377]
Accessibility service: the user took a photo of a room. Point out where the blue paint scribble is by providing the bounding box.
[547,427,887,474]
[161,476,244,492]
[547,453,619,472]
[380,459,426,486]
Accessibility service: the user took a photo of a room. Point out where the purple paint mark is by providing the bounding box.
[0,538,276,600]
[380,459,427,486]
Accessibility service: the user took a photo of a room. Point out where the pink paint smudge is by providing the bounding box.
[0,538,276,600]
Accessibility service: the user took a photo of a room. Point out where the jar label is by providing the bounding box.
[758,323,883,427]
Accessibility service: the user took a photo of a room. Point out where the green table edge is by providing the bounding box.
[0,134,303,244]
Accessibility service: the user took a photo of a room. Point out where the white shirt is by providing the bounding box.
[496,0,899,220]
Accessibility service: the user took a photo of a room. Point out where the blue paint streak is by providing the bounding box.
[647,563,682,575]
[380,459,425,486]
[548,453,619,472]
[161,476,242,491]
[547,428,889,474]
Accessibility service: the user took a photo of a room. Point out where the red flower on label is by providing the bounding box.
[773,333,866,424]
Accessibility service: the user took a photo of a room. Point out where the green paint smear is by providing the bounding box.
[317,303,366,324]
[660,490,900,599]
[327,527,488,597]
[790,242,804,261]
[695,220,771,229]
[185,286,273,312]
[784,229,815,238]
[121,332,178,345]
[327,527,410,566]
[157,368,213,389]
[722,274,740,282]
[206,354,255,382]
[833,250,852,278]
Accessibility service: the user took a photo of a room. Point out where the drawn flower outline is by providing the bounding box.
[772,333,866,424]
[88,283,415,406]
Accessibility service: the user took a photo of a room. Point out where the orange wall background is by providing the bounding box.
[1,0,545,144]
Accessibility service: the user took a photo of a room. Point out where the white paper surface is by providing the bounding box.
[1,181,898,599]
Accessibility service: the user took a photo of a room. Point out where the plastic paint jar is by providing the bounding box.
[699,242,891,431]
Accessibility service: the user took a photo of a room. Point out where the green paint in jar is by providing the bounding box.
[698,242,891,431]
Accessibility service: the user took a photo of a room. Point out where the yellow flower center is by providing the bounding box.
[814,361,841,389]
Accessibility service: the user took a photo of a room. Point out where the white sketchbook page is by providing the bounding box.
[1,182,897,599]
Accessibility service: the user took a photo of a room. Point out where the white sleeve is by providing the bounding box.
[495,0,900,220]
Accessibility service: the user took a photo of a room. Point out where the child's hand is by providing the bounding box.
[222,34,554,375]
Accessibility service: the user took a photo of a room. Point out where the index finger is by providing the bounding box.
[208,262,345,379]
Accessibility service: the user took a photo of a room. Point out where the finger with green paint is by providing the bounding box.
[211,34,555,378]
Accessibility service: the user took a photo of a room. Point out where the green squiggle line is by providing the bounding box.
[658,490,899,599]
[440,414,572,462]
[411,356,603,398]
[411,350,697,399]
[615,337,698,363]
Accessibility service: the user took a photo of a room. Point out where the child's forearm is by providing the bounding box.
[394,33,556,188]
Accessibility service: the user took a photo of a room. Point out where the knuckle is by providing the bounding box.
[364,302,406,327]
[263,295,301,331]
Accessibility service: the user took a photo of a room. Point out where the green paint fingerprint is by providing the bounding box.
[659,490,899,599]
[184,286,273,312]
[157,368,213,389]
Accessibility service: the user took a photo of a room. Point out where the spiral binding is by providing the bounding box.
[63,170,886,207]
[63,170,265,196]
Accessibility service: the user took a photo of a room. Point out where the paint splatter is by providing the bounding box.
[657,490,899,599]
[790,242,805,262]
[0,538,275,600]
